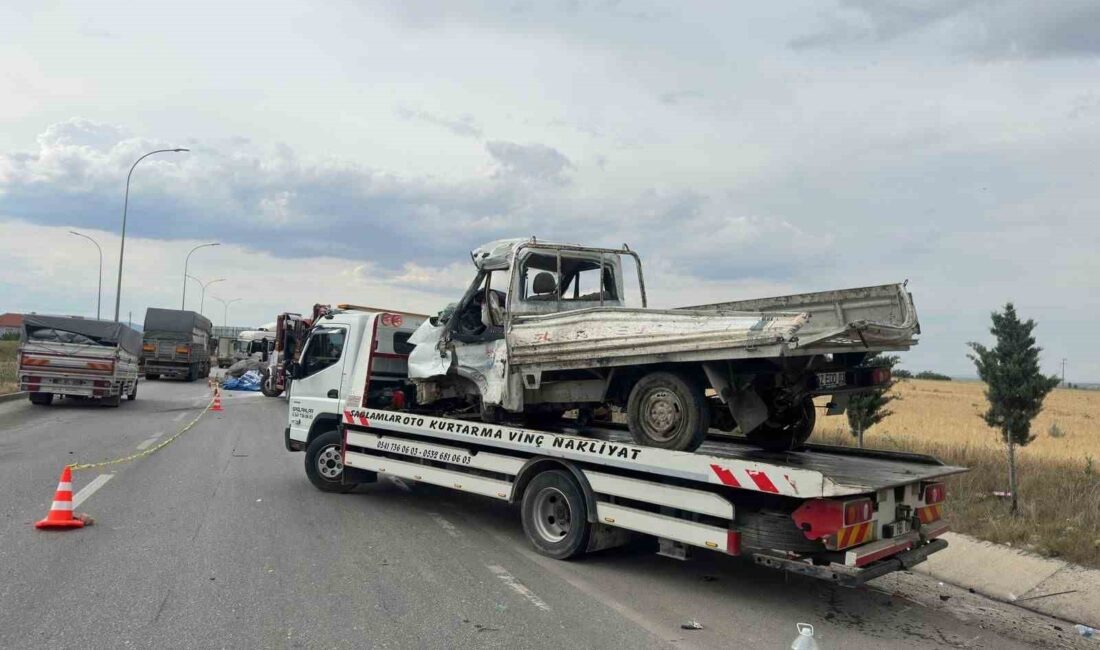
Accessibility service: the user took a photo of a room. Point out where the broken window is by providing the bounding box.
[519,251,618,304]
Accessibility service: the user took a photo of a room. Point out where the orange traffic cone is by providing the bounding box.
[211,387,223,412]
[35,466,86,530]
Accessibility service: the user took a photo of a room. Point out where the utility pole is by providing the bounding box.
[1062,358,1067,387]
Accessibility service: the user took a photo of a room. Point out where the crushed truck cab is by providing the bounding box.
[289,310,964,587]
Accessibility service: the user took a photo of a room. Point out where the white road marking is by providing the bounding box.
[428,512,462,538]
[136,432,164,451]
[388,477,411,492]
[479,525,688,648]
[72,473,114,509]
[486,564,551,611]
[172,412,186,422]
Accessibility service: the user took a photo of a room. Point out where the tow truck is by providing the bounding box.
[287,311,964,586]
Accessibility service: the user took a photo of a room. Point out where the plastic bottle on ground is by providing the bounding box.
[791,622,819,650]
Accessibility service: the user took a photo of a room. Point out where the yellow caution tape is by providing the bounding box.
[68,397,214,471]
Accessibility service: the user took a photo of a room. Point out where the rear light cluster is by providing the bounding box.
[922,482,946,505]
[175,345,191,354]
[792,497,876,541]
[143,343,155,352]
[844,499,874,525]
[870,367,891,385]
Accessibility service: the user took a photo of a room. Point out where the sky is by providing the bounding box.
[1,0,1097,380]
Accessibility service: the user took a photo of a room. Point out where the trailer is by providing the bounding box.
[291,311,964,586]
[142,308,213,381]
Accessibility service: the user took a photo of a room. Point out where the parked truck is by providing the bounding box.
[18,315,141,406]
[288,310,961,587]
[408,238,918,452]
[141,308,213,381]
[260,311,310,398]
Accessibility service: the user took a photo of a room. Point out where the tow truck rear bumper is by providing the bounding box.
[752,537,948,588]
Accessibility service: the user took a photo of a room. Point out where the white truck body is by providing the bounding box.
[408,238,919,452]
[288,311,963,586]
[18,315,141,406]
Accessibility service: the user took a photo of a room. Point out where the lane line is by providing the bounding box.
[172,412,186,422]
[428,512,462,538]
[72,473,114,509]
[136,432,165,451]
[486,564,551,611]
[478,524,689,648]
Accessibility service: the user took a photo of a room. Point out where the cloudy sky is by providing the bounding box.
[1,0,1097,380]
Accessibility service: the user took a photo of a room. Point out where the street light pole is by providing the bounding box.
[186,275,225,316]
[69,231,103,320]
[213,297,242,330]
[182,242,220,309]
[113,147,189,322]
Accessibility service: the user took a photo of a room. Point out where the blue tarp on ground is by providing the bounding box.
[223,370,262,391]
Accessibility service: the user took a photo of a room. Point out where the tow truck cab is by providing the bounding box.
[283,308,423,456]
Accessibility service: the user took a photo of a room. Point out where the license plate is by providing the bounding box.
[883,519,912,538]
[56,378,84,386]
[816,371,846,389]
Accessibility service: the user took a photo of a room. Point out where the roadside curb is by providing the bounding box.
[914,532,1100,629]
[0,392,27,404]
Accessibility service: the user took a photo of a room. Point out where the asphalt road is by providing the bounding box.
[0,380,1088,649]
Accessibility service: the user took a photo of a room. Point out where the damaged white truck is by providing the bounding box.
[408,239,919,452]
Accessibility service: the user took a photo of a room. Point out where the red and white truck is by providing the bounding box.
[287,310,963,586]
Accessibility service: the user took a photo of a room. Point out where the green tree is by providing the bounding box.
[968,303,1060,514]
[846,353,900,447]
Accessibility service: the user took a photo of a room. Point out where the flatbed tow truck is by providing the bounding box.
[290,311,964,586]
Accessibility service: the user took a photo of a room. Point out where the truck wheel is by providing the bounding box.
[146,373,160,380]
[626,371,709,451]
[745,397,816,451]
[28,392,53,406]
[260,369,281,397]
[521,470,591,560]
[127,382,138,401]
[305,430,356,493]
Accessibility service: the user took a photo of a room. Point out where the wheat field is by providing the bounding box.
[814,379,1100,460]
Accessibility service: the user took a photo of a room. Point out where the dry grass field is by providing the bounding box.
[0,340,18,394]
[814,379,1100,568]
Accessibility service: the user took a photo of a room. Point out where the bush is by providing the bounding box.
[893,368,913,379]
[1049,423,1066,439]
[914,370,953,381]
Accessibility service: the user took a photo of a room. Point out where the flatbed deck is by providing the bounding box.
[343,408,964,499]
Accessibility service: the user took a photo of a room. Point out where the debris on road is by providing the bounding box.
[223,370,262,391]
[680,620,703,630]
[1077,624,1096,638]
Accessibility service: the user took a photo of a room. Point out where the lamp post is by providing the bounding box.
[69,230,103,320]
[212,297,242,331]
[113,147,189,322]
[182,242,220,309]
[186,275,225,315]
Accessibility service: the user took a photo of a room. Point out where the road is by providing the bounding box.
[0,379,1088,649]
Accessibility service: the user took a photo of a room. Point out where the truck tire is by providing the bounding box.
[28,392,53,406]
[305,430,356,493]
[745,397,816,451]
[521,470,591,560]
[626,371,709,451]
[127,382,138,401]
[185,366,195,382]
[260,368,281,397]
[146,373,160,380]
